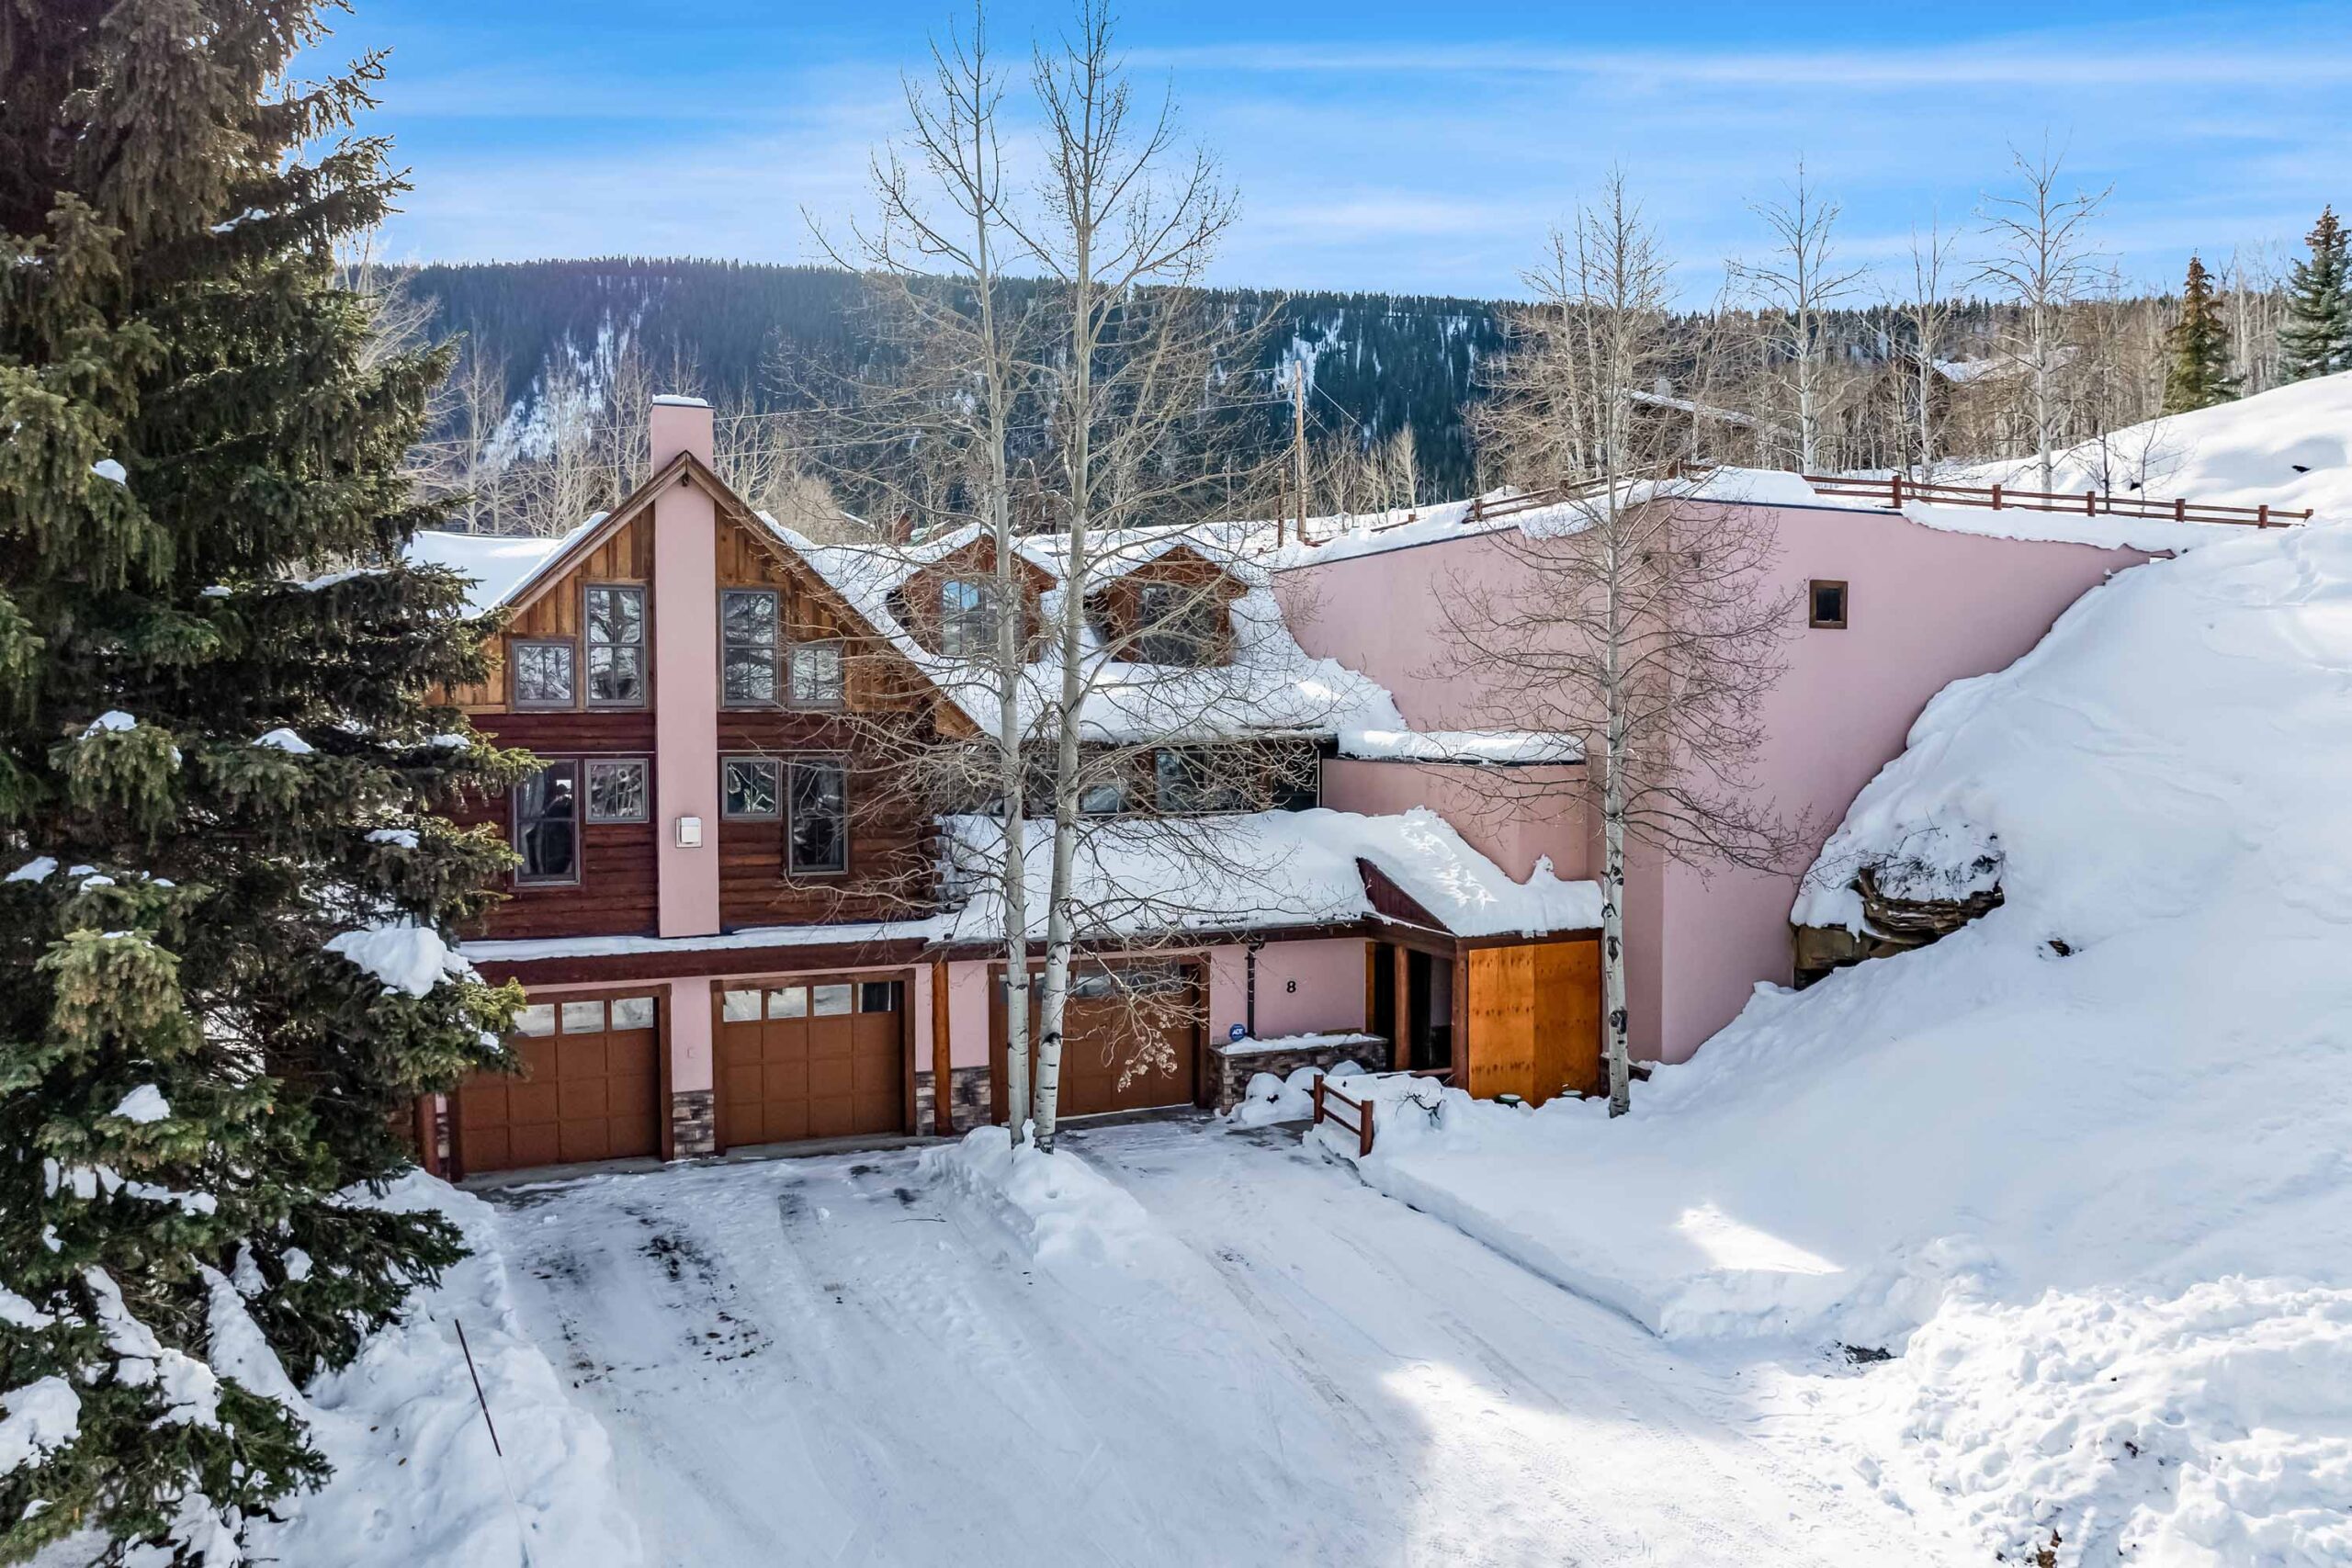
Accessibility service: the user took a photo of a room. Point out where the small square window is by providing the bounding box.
[1809,579,1849,629]
[720,988,763,1023]
[811,983,853,1017]
[722,757,779,819]
[513,640,577,706]
[610,996,657,1030]
[585,760,649,823]
[765,986,808,1020]
[513,1003,556,1037]
[560,1000,605,1033]
[858,981,902,1014]
[789,640,845,707]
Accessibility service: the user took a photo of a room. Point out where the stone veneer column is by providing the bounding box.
[667,976,716,1158]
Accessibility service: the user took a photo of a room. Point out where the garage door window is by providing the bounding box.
[859,982,902,1013]
[561,999,606,1032]
[721,988,762,1022]
[811,982,853,1016]
[765,986,808,1019]
[611,996,657,1030]
[514,1003,556,1036]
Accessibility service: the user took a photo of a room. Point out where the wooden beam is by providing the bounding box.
[930,959,955,1136]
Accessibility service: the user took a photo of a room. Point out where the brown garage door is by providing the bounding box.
[994,960,1202,1120]
[458,992,663,1173]
[714,977,907,1148]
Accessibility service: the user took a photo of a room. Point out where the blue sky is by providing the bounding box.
[323,0,2352,300]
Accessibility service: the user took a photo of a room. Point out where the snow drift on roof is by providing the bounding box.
[943,807,1600,941]
[1339,728,1583,765]
[405,524,594,615]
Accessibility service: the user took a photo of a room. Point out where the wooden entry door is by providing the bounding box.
[713,976,908,1148]
[1464,940,1602,1104]
[457,991,663,1174]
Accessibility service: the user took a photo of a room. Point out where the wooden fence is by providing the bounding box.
[1801,472,2311,529]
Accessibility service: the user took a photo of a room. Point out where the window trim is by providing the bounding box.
[582,581,650,709]
[718,586,783,709]
[786,637,847,711]
[785,752,851,878]
[512,759,582,887]
[720,753,782,820]
[1808,578,1849,630]
[583,756,652,824]
[510,638,580,710]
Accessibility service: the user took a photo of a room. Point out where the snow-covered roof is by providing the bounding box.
[1339,728,1583,765]
[944,807,1601,942]
[406,521,597,615]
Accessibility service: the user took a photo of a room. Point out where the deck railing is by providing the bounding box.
[1309,1068,1453,1156]
[1802,472,2311,529]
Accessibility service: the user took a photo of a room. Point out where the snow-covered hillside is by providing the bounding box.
[1957,368,2352,523]
[1332,515,2352,1565]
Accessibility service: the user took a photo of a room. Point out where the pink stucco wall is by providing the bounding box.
[1279,502,2144,1063]
[650,400,721,940]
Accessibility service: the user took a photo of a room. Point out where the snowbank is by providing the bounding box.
[33,1175,639,1568]
[1951,368,2352,525]
[1328,518,2352,1562]
[921,1128,1171,1293]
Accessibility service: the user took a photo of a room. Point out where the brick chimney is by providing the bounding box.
[649,393,714,471]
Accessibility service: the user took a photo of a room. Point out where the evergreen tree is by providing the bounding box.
[2162,255,2239,414]
[0,3,530,1560]
[2278,207,2352,382]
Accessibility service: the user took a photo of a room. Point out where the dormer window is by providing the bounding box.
[939,577,1001,658]
[1136,581,1222,665]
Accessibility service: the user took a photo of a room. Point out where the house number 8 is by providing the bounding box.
[1285,979,1296,993]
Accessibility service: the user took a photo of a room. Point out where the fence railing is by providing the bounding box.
[1802,472,2311,529]
[1309,1067,1452,1156]
[1285,472,2310,552]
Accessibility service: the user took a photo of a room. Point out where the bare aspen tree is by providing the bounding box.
[1450,175,1799,1116]
[1010,2,1241,1149]
[1897,218,1961,478]
[1737,160,1863,472]
[1978,141,2109,491]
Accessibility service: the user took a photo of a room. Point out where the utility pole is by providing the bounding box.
[1292,360,1308,546]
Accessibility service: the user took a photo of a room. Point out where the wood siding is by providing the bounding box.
[447,512,655,712]
[1464,939,1602,1104]
[458,709,660,940]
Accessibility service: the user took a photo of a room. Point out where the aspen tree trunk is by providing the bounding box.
[1601,522,1633,1118]
[1032,181,1095,1154]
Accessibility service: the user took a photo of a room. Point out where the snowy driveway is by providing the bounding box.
[489,1119,1955,1567]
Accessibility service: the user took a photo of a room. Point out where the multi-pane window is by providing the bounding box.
[585,759,649,823]
[722,756,780,818]
[585,585,646,705]
[721,589,779,705]
[789,639,845,707]
[788,758,848,874]
[514,761,579,883]
[939,577,1000,657]
[1154,748,1247,813]
[1136,581,1221,665]
[512,640,576,707]
[1080,777,1126,815]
